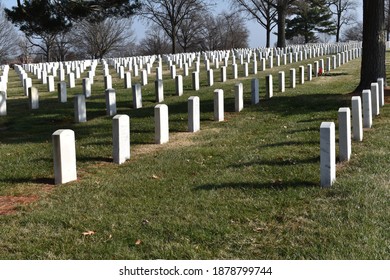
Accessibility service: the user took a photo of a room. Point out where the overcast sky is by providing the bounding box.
[2,0,363,48]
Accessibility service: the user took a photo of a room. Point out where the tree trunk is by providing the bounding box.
[358,0,386,91]
[266,23,271,48]
[276,6,287,48]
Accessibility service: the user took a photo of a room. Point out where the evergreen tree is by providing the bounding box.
[286,0,336,43]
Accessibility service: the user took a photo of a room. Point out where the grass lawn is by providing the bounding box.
[0,51,389,259]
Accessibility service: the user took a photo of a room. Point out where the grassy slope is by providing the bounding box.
[0,53,389,259]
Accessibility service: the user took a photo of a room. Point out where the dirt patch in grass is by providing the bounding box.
[0,196,38,215]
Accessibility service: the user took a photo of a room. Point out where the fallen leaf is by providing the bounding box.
[82,231,96,236]
[135,239,142,245]
[152,174,159,179]
[142,219,150,225]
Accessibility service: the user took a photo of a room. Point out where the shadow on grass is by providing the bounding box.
[194,180,317,191]
[0,177,55,185]
[229,156,319,168]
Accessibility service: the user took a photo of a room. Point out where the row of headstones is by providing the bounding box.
[101,47,361,105]
[320,78,385,187]
[52,84,240,185]
[0,65,9,94]
[0,45,362,118]
[108,43,362,83]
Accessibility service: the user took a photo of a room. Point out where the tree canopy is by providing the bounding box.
[286,0,336,43]
[5,0,141,36]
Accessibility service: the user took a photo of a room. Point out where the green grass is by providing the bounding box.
[0,52,389,259]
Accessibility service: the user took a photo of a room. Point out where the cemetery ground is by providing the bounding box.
[0,53,389,259]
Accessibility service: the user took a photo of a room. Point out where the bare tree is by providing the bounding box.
[341,22,362,41]
[137,27,171,55]
[177,9,206,52]
[139,0,208,54]
[200,11,249,50]
[69,18,134,59]
[0,5,20,63]
[328,0,358,42]
[230,0,277,47]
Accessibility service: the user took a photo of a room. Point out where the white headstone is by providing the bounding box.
[214,89,224,122]
[307,64,313,81]
[192,71,199,91]
[220,66,227,82]
[112,114,130,164]
[155,79,164,102]
[68,72,75,88]
[58,81,67,103]
[74,94,87,123]
[82,78,91,98]
[338,107,351,162]
[104,75,112,90]
[320,122,336,187]
[232,64,238,79]
[299,66,305,84]
[251,78,259,105]
[290,68,296,88]
[371,82,380,116]
[52,129,77,185]
[141,70,148,86]
[155,104,169,144]
[188,96,200,132]
[235,83,244,112]
[266,75,273,98]
[132,84,142,109]
[362,89,372,128]
[175,75,183,96]
[351,96,363,141]
[105,88,117,116]
[377,78,385,107]
[207,69,214,87]
[0,91,6,116]
[279,71,285,92]
[47,75,55,92]
[124,72,132,89]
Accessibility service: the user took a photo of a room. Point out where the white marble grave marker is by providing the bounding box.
[74,94,87,123]
[132,84,142,109]
[320,122,336,187]
[124,72,132,89]
[105,88,117,116]
[351,96,363,141]
[47,75,55,92]
[104,75,112,90]
[214,89,224,122]
[52,129,77,185]
[279,71,285,92]
[266,75,273,98]
[207,69,214,87]
[155,79,164,102]
[362,89,372,128]
[58,81,67,103]
[192,71,200,91]
[188,96,200,132]
[82,78,91,98]
[0,91,6,116]
[290,68,296,88]
[371,82,380,116]
[338,107,351,162]
[112,114,130,164]
[235,83,244,112]
[175,75,183,96]
[155,104,169,144]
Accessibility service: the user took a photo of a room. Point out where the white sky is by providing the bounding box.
[2,0,363,48]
